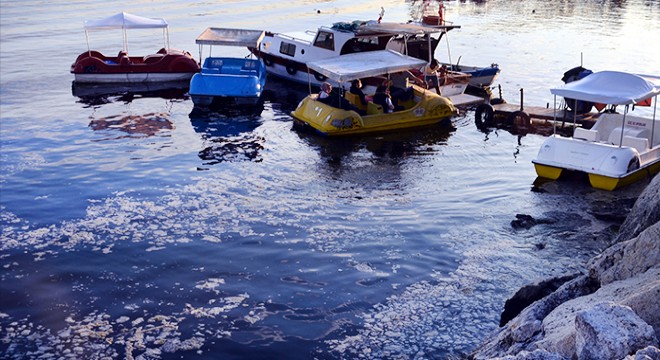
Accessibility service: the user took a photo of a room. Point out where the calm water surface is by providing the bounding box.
[1,1,659,359]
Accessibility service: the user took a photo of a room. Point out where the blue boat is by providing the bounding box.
[189,28,267,107]
[440,60,500,88]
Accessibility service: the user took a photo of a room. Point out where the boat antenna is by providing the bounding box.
[84,29,91,55]
[580,52,583,67]
[444,29,453,66]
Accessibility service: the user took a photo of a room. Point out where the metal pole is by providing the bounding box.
[619,105,629,148]
[553,95,557,135]
[651,96,657,148]
[573,99,577,129]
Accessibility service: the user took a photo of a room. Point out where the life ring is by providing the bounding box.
[263,55,273,67]
[475,103,495,127]
[286,62,297,75]
[507,111,531,129]
[314,72,327,82]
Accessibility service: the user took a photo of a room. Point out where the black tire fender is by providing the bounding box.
[263,55,273,67]
[314,72,327,82]
[475,103,495,127]
[286,62,297,75]
[507,110,531,128]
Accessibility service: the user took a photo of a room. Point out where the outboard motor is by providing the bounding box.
[561,66,593,113]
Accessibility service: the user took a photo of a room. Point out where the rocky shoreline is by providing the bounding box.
[470,175,660,360]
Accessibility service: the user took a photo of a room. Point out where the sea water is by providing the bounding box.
[1,0,659,358]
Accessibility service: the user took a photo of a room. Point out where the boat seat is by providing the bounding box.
[573,128,599,142]
[344,92,367,111]
[143,54,165,64]
[622,136,649,152]
[119,56,131,66]
[367,102,383,115]
[607,127,650,145]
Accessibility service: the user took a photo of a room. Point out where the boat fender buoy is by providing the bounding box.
[507,110,531,128]
[286,62,297,75]
[263,55,273,67]
[489,98,506,106]
[314,72,327,82]
[475,103,495,127]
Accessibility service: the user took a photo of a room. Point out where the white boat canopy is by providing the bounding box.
[306,50,427,83]
[550,71,660,105]
[82,12,170,52]
[195,28,265,48]
[84,12,168,30]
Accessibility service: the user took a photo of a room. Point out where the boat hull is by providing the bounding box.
[588,160,660,190]
[291,87,457,136]
[441,63,500,88]
[189,57,267,108]
[532,124,660,190]
[71,50,200,84]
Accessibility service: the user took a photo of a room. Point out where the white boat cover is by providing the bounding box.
[84,12,168,30]
[195,28,265,47]
[550,71,660,105]
[356,22,460,36]
[306,50,427,83]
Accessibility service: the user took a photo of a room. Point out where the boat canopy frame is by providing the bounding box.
[549,71,660,148]
[82,12,170,54]
[304,49,427,95]
[194,27,265,63]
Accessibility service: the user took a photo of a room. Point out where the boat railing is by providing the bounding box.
[275,32,313,45]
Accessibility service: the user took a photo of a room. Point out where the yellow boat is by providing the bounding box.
[532,71,660,191]
[290,50,458,136]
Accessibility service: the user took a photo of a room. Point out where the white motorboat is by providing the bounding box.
[250,20,467,87]
[532,71,660,191]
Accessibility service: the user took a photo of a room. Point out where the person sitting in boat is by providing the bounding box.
[384,73,414,108]
[349,79,372,106]
[372,85,396,113]
[420,59,442,94]
[318,82,332,101]
[318,82,364,114]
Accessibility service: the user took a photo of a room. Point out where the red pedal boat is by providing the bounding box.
[71,12,200,84]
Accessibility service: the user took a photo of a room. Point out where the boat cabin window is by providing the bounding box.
[314,31,335,51]
[280,42,296,57]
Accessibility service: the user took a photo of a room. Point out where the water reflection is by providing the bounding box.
[296,122,455,168]
[189,111,265,166]
[88,112,175,139]
[71,80,189,106]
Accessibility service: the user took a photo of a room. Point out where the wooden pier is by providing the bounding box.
[474,87,600,135]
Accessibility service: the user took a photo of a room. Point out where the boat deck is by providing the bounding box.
[448,93,485,107]
[492,103,599,125]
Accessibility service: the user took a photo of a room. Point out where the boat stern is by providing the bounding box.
[290,96,363,135]
[418,87,459,118]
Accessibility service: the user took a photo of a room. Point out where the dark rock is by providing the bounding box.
[500,273,579,327]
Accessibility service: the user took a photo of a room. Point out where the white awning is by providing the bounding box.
[550,71,660,105]
[306,50,427,83]
[84,12,168,30]
[195,28,265,47]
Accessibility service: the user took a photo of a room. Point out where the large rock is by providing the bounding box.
[575,302,657,360]
[588,222,660,286]
[622,346,660,360]
[616,174,660,242]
